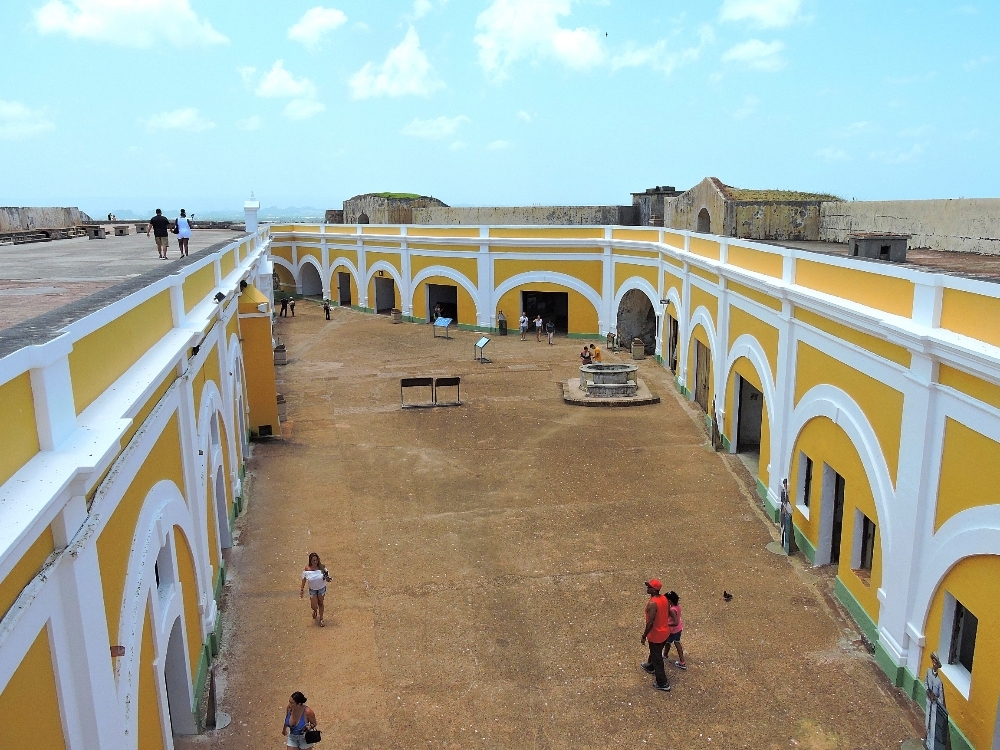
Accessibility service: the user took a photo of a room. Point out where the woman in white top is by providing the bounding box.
[299,552,331,626]
[175,209,192,257]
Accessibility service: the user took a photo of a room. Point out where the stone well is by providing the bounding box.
[579,363,639,398]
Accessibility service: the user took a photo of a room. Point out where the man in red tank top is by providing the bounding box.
[640,578,671,691]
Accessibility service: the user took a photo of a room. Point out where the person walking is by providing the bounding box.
[534,314,543,342]
[519,312,529,341]
[545,319,555,345]
[640,578,671,692]
[323,300,331,320]
[589,343,603,362]
[289,299,296,317]
[147,208,171,259]
[924,653,948,749]
[662,590,686,670]
[175,209,192,257]
[282,692,319,748]
[299,552,331,626]
[280,298,289,317]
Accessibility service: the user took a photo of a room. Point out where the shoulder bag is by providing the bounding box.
[304,727,322,743]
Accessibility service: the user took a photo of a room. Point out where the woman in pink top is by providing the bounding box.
[663,590,686,670]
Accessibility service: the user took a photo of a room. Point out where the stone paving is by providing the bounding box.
[187,302,925,750]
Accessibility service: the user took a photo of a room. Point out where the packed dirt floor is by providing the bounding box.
[197,302,925,749]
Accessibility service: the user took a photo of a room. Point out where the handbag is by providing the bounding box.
[304,728,322,743]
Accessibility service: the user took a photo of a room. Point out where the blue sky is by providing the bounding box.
[0,0,997,217]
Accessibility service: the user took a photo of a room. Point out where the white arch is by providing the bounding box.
[328,256,361,296]
[910,506,1000,630]
[492,271,602,324]
[410,265,483,321]
[613,276,659,312]
[785,384,896,555]
[364,261,404,290]
[296,255,323,294]
[270,255,295,276]
[682,306,718,390]
[724,333,777,427]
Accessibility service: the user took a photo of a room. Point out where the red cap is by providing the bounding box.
[646,578,662,591]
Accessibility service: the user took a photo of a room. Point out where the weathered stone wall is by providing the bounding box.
[663,178,728,235]
[820,199,1000,254]
[412,205,638,226]
[342,195,447,224]
[733,202,822,241]
[0,207,91,234]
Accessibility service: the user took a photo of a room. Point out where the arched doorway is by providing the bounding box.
[616,289,656,353]
[358,212,370,224]
[300,263,322,296]
[163,617,197,735]
[697,208,711,233]
[374,276,396,314]
[214,465,232,550]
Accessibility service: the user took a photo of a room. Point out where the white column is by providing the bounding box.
[320,237,331,300]
[244,199,260,233]
[769,251,798,506]
[601,227,613,335]
[28,340,77,451]
[399,226,412,317]
[477,226,492,328]
[356,226,368,308]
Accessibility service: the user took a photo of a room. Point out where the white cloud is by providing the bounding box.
[239,66,257,89]
[870,143,925,164]
[144,108,215,132]
[611,26,713,76]
[288,7,347,48]
[719,0,801,28]
[350,27,442,98]
[487,139,510,150]
[412,0,433,18]
[816,146,850,162]
[401,115,470,139]
[733,95,759,119]
[284,99,325,120]
[963,55,995,71]
[34,0,227,47]
[0,99,55,140]
[256,60,317,99]
[834,121,871,138]
[517,110,532,122]
[475,0,605,80]
[722,39,785,71]
[237,115,261,131]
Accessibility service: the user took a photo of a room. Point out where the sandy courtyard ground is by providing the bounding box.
[193,302,924,750]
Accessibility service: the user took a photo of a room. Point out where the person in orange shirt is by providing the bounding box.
[589,343,603,362]
[639,578,671,691]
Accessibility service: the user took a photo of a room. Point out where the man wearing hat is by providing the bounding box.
[640,578,671,692]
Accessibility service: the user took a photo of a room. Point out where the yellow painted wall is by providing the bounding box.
[366,277,400,311]
[192,345,221,417]
[298,246,321,267]
[728,306,779,375]
[796,260,914,318]
[366,251,401,275]
[182,264,217,314]
[0,372,39,486]
[663,270,683,302]
[689,284,718,327]
[723,357,771,487]
[408,242,480,253]
[220,248,236,279]
[226,311,238,341]
[411,276,478,324]
[614,261,658,293]
[97,416,184,638]
[941,288,1000,348]
[410,255,478,287]
[939,364,1000,412]
[690,266,719,285]
[274,264,295,292]
[920,554,1000,750]
[138,599,166,750]
[687,323,715,409]
[935,418,1000,530]
[612,228,659,242]
[238,316,280,434]
[493,258,603,295]
[788,416,883,620]
[323,225,355,235]
[118,372,175,460]
[728,245,783,278]
[69,291,173,414]
[362,225,401,235]
[0,628,67,749]
[795,308,910,368]
[662,232,684,250]
[219,416,233,513]
[270,245,294,264]
[174,527,203,682]
[328,248,358,267]
[490,227,603,239]
[728,280,782,312]
[495,283,599,334]
[794,343,903,482]
[408,226,481,238]
[689,237,720,260]
[0,527,53,620]
[330,265,358,303]
[204,472,218,570]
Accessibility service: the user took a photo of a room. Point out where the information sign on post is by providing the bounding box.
[474,336,492,364]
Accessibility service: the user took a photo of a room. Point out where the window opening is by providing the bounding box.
[830,473,846,564]
[949,601,978,673]
[859,514,875,572]
[802,455,814,508]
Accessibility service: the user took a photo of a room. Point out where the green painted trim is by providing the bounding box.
[350,305,372,313]
[793,524,816,564]
[833,576,879,645]
[759,481,780,522]
[874,641,904,685]
[563,332,602,340]
[720,433,732,452]
[902,667,923,705]
[213,563,226,603]
[655,354,665,365]
[192,642,211,727]
[948,718,974,750]
[456,323,493,332]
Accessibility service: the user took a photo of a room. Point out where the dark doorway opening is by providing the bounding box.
[697,208,711,233]
[358,212,370,224]
[164,617,197,735]
[338,272,352,306]
[616,289,656,354]
[666,315,679,372]
[521,291,568,334]
[694,340,711,412]
[300,263,322,296]
[736,377,764,454]
[830,473,846,564]
[374,276,395,314]
[427,283,458,323]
